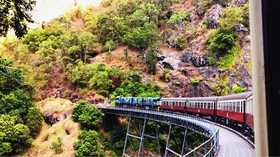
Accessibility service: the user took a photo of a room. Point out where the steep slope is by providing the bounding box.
[3,0,251,156]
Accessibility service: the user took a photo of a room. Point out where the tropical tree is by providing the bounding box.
[0,0,36,38]
[74,130,105,157]
[145,45,161,75]
[168,11,190,33]
[72,100,104,130]
[123,22,158,49]
[0,115,33,155]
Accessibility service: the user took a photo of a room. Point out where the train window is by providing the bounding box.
[236,102,240,112]
[219,102,222,110]
[225,102,228,110]
[236,101,240,112]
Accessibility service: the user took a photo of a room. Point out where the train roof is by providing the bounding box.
[217,91,253,101]
[160,96,218,101]
[160,97,188,101]
[188,96,219,101]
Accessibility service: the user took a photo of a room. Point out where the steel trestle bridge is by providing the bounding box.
[101,107,219,157]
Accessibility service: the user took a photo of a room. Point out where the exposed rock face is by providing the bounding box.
[231,0,249,7]
[40,99,75,125]
[158,52,182,70]
[159,46,252,97]
[44,111,70,125]
[180,51,210,67]
[157,0,252,98]
[205,5,224,29]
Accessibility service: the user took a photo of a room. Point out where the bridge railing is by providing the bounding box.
[183,129,219,157]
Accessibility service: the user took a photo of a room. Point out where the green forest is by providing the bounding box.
[0,0,250,156]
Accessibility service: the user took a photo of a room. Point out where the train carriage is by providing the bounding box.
[187,96,218,118]
[216,91,253,126]
[160,97,188,111]
[245,94,254,133]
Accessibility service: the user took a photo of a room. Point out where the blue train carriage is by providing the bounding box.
[115,96,139,107]
[139,97,161,110]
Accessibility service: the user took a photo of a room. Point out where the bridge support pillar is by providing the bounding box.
[164,122,189,157]
[180,127,188,156]
[122,116,161,157]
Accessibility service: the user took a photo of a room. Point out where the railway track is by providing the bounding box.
[208,118,255,148]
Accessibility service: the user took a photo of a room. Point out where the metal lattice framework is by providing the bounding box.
[101,107,219,157]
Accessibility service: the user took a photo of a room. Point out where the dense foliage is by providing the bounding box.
[72,100,104,130]
[0,56,43,156]
[74,130,105,156]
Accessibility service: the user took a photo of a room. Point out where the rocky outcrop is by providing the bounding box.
[40,99,75,125]
[231,0,249,7]
[44,111,70,125]
[180,50,210,67]
[158,52,182,70]
[205,5,224,29]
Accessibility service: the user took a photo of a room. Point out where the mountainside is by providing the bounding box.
[1,0,251,156]
[26,0,251,102]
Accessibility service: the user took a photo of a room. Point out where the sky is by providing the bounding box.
[29,0,101,28]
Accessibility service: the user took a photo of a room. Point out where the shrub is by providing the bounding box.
[232,84,247,94]
[50,137,63,154]
[105,40,117,51]
[74,130,105,156]
[175,36,188,50]
[160,69,171,82]
[191,77,202,84]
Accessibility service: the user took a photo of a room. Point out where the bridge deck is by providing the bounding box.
[216,125,255,157]
[176,114,255,157]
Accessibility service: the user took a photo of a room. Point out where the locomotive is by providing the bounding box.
[115,91,254,135]
[115,96,161,109]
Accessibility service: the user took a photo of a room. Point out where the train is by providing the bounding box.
[115,91,254,136]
